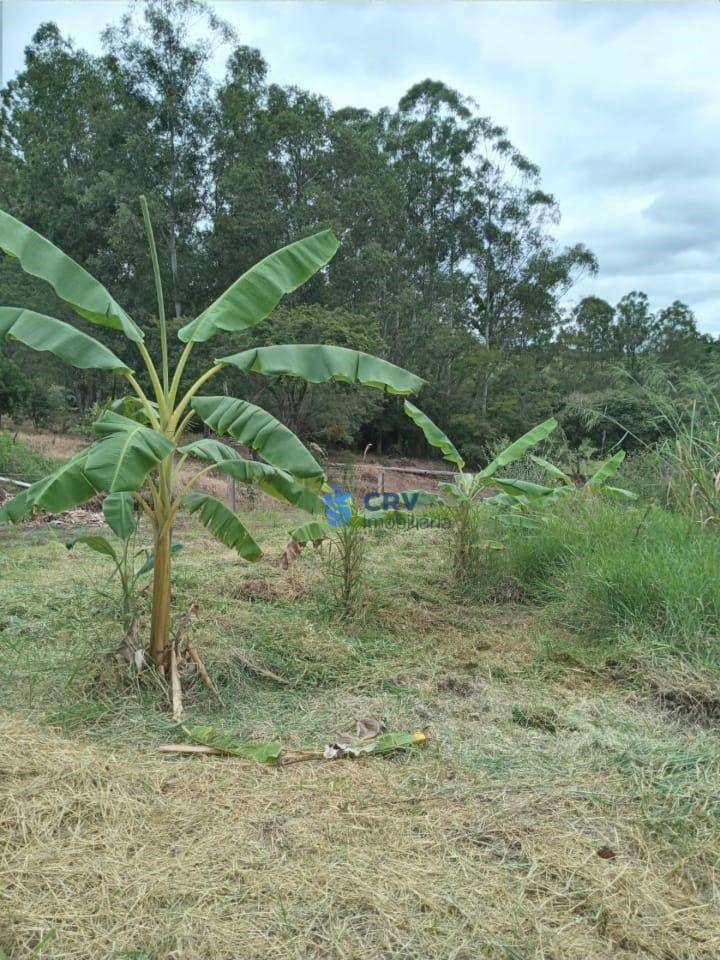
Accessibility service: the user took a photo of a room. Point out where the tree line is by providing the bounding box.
[1,0,715,464]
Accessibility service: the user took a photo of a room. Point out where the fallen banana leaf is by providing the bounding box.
[183,724,282,763]
[323,730,428,759]
[160,724,429,764]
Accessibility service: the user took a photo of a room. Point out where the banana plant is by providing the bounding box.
[404,401,558,511]
[529,449,638,500]
[0,200,424,666]
[403,403,559,578]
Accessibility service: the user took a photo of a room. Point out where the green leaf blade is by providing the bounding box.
[493,478,556,499]
[66,535,118,561]
[179,231,340,343]
[219,345,425,396]
[0,208,141,342]
[4,451,100,520]
[185,725,281,763]
[588,451,626,487]
[403,401,465,469]
[0,487,33,523]
[180,438,326,515]
[85,422,174,493]
[0,308,131,372]
[289,519,331,545]
[102,492,137,539]
[529,455,573,486]
[191,396,325,486]
[185,493,262,561]
[477,418,558,480]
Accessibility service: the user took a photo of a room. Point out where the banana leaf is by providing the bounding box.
[403,401,465,469]
[219,344,425,396]
[102,492,137,539]
[179,230,339,342]
[192,395,325,486]
[184,725,282,763]
[185,493,261,561]
[0,450,99,521]
[587,451,626,487]
[180,438,326,515]
[0,307,130,372]
[85,422,174,493]
[289,519,331,545]
[0,208,141,341]
[66,535,118,561]
[477,418,558,480]
[529,455,573,486]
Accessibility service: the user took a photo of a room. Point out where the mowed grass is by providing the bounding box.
[1,502,720,959]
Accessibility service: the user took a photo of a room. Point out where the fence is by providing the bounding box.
[2,460,458,510]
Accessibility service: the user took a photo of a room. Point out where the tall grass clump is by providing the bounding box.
[480,497,720,676]
[576,366,720,523]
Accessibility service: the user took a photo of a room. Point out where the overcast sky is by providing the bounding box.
[3,1,720,332]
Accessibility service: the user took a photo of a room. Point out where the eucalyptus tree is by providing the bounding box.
[0,200,424,667]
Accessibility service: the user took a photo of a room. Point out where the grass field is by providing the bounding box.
[2,501,720,959]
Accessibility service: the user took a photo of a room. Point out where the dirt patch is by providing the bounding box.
[227,574,311,603]
[655,688,720,725]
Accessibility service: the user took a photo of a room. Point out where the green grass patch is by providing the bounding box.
[0,428,59,481]
[479,497,720,694]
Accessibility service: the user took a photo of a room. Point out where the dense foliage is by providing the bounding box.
[1,0,716,463]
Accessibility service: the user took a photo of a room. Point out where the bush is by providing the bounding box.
[479,497,720,674]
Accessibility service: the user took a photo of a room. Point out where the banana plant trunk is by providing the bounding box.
[149,521,173,667]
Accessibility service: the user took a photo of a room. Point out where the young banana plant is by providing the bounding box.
[0,200,424,667]
[66,490,183,630]
[402,404,562,579]
[403,401,559,519]
[529,450,637,501]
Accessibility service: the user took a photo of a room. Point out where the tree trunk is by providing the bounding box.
[169,228,181,319]
[481,315,492,416]
[481,367,492,417]
[149,522,173,666]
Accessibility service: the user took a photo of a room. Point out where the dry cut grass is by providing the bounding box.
[2,705,719,960]
[2,513,720,959]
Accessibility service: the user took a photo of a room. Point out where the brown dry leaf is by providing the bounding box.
[596,846,617,860]
[355,718,386,739]
[280,538,302,569]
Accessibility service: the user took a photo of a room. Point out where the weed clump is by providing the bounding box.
[479,498,720,686]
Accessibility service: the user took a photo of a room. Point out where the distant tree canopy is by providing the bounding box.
[1,0,715,464]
